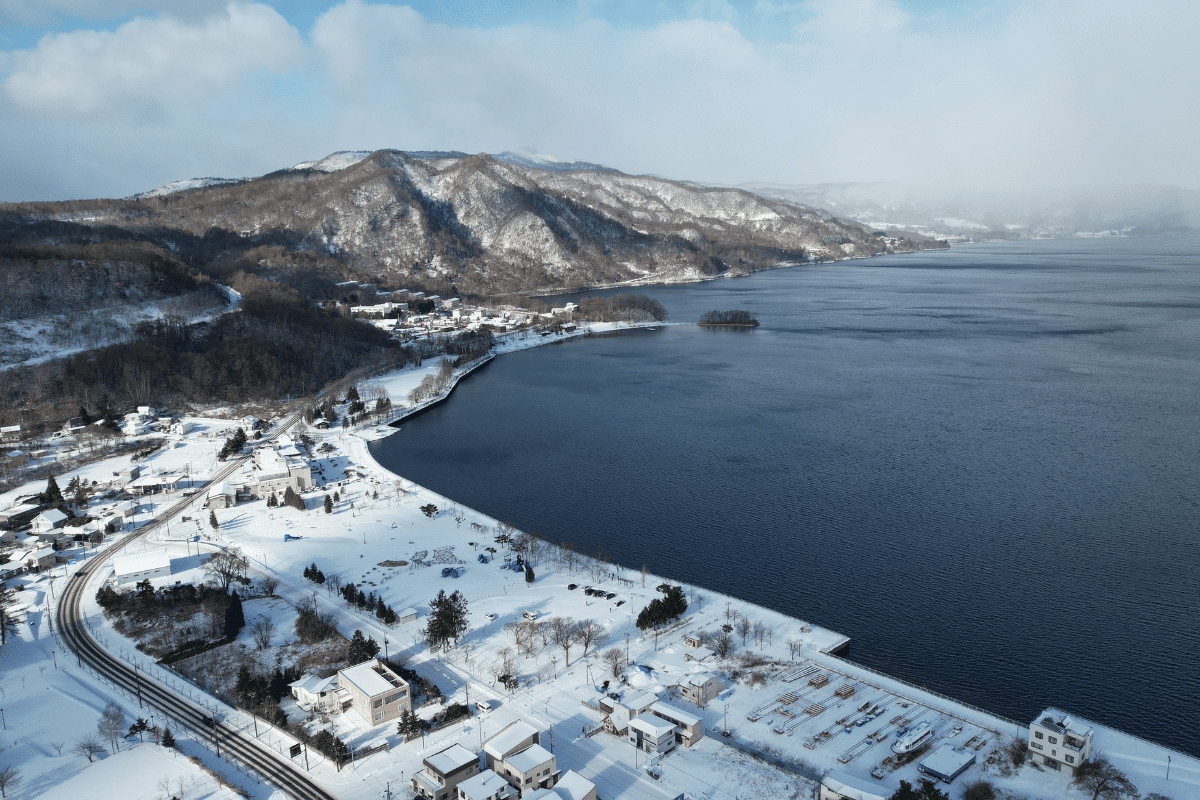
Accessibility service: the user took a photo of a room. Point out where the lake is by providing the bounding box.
[370,236,1200,756]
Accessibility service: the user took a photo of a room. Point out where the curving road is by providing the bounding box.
[55,410,342,800]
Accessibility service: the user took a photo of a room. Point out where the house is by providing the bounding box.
[1027,708,1094,775]
[412,743,481,800]
[289,674,339,713]
[0,502,42,530]
[493,742,558,793]
[31,508,69,535]
[336,658,411,726]
[648,701,703,746]
[677,672,725,707]
[628,714,676,755]
[206,481,238,509]
[455,769,516,800]
[3,451,27,469]
[127,472,184,496]
[395,607,418,625]
[483,720,542,771]
[0,561,25,581]
[251,445,311,498]
[24,546,57,572]
[114,465,141,483]
[521,771,598,800]
[112,550,172,585]
[819,772,890,800]
[171,421,194,435]
[0,425,21,443]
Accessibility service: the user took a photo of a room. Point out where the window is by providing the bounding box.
[1032,742,1043,750]
[1034,731,1044,739]
[1049,736,1058,744]
[374,698,383,708]
[1067,755,1075,764]
[374,712,384,721]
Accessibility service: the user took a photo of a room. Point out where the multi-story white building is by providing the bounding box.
[1028,708,1094,775]
[413,743,481,800]
[337,658,411,726]
[251,444,311,498]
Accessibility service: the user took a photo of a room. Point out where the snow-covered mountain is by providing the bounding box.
[5,150,943,300]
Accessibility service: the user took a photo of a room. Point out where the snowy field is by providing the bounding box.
[2,323,1197,800]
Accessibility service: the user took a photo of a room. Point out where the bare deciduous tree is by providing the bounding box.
[250,616,275,650]
[602,646,625,677]
[735,614,752,646]
[73,734,104,762]
[0,765,22,798]
[549,616,581,667]
[204,547,248,590]
[97,702,125,752]
[576,620,609,657]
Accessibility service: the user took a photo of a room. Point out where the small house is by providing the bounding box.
[494,743,558,793]
[206,481,237,509]
[628,714,676,755]
[455,769,517,800]
[115,465,141,483]
[24,546,56,572]
[483,720,541,770]
[412,743,480,800]
[289,674,339,713]
[649,701,703,746]
[677,672,725,706]
[31,508,69,535]
[521,771,598,800]
[0,425,21,443]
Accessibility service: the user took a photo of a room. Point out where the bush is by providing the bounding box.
[961,780,996,800]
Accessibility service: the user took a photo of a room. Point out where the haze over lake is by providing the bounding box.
[371,236,1200,756]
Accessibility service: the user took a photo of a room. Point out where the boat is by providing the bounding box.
[891,721,934,754]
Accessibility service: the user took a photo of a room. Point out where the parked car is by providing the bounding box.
[484,613,497,621]
[477,700,494,713]
[567,584,577,590]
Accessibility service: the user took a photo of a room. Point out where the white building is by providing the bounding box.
[456,770,516,800]
[112,550,172,585]
[251,445,311,498]
[337,658,411,726]
[412,743,481,800]
[289,674,339,713]
[819,772,890,800]
[1028,708,1094,775]
[628,714,676,755]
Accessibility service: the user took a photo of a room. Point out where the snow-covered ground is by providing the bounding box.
[3,325,1197,800]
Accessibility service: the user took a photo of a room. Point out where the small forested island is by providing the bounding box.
[698,309,759,327]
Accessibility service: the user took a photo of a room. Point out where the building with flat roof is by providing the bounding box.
[251,445,311,498]
[112,550,172,585]
[522,771,597,800]
[337,658,411,726]
[1028,707,1094,775]
[918,744,977,784]
[819,772,890,800]
[413,743,480,800]
[494,742,559,794]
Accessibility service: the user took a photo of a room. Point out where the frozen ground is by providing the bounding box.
[3,323,1197,800]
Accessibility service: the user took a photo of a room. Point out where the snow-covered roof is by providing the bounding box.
[208,481,235,498]
[505,743,553,773]
[649,701,700,727]
[629,715,675,737]
[425,743,478,775]
[484,720,540,759]
[1036,707,1094,737]
[290,674,336,695]
[919,744,976,782]
[338,660,397,698]
[821,771,890,800]
[548,771,596,800]
[112,550,171,577]
[622,690,658,711]
[457,769,512,800]
[35,508,68,525]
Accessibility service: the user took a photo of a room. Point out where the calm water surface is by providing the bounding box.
[371,237,1200,755]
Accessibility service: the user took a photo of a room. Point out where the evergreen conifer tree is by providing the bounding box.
[224,590,245,639]
[209,510,219,531]
[161,728,176,748]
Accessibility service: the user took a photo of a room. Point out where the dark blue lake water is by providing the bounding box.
[370,237,1200,755]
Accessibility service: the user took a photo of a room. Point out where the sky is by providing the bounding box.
[0,0,1197,202]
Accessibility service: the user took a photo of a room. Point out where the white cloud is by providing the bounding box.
[4,2,304,117]
[1,0,1198,200]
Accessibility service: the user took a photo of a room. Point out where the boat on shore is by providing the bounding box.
[892,721,934,754]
